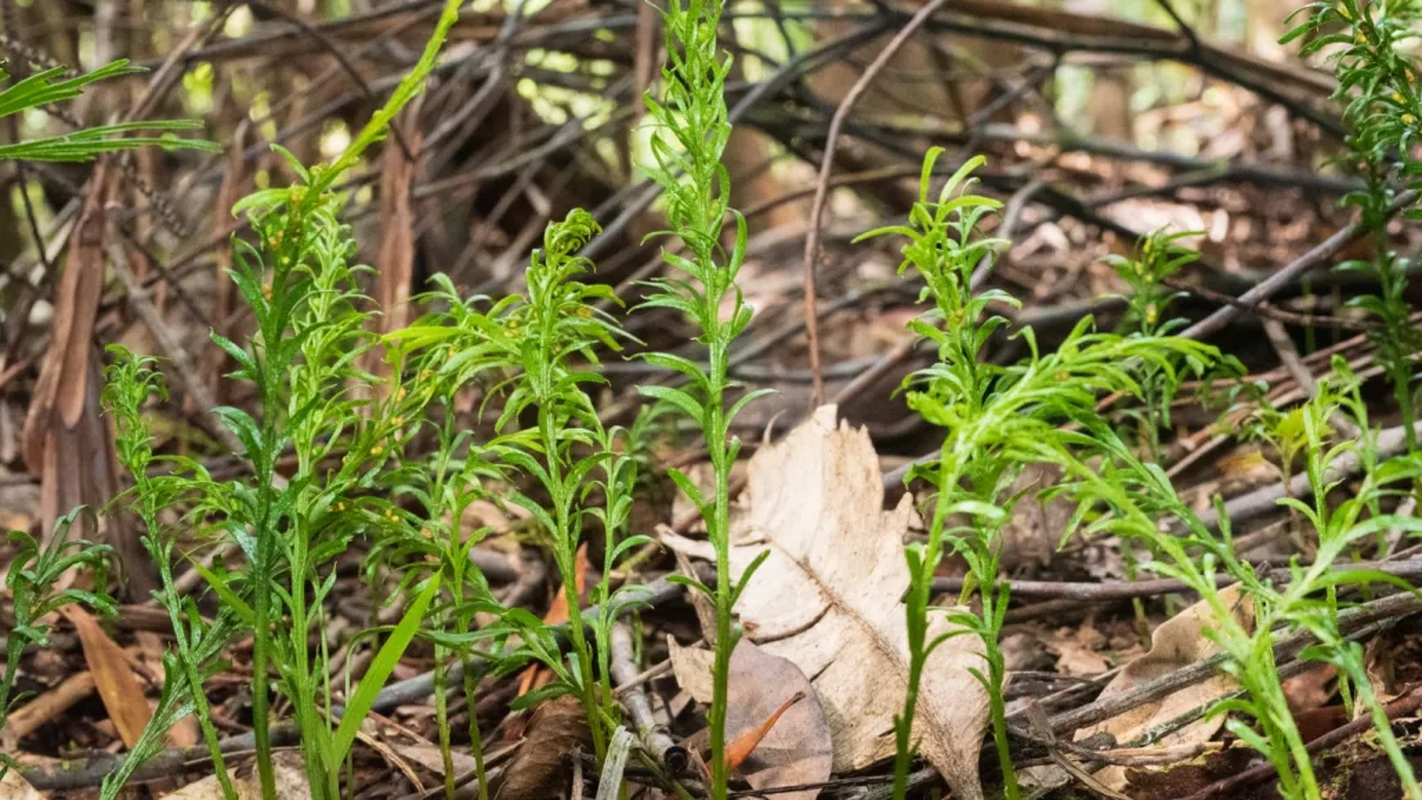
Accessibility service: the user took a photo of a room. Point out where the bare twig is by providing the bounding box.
[1180,190,1417,340]
[800,0,952,408]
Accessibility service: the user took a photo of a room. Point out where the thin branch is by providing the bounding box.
[800,0,952,408]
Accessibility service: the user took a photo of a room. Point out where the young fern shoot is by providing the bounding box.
[636,2,768,796]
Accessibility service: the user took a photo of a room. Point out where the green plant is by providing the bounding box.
[1065,359,1422,800]
[100,3,469,798]
[0,509,114,778]
[1104,229,1198,462]
[635,1,770,797]
[363,345,508,800]
[1283,0,1422,451]
[0,59,217,162]
[1102,229,1205,639]
[402,209,646,768]
[102,349,241,800]
[104,167,445,799]
[857,150,1218,799]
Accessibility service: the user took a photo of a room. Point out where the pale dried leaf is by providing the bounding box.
[1048,626,1111,678]
[60,606,152,748]
[161,751,310,799]
[392,743,479,778]
[663,405,991,800]
[992,463,1074,574]
[668,638,832,800]
[1075,584,1253,790]
[0,767,43,800]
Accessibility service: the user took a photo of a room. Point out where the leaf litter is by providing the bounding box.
[663,405,993,800]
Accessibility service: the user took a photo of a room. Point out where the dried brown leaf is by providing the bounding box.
[496,695,591,800]
[60,606,151,748]
[669,638,832,800]
[663,405,992,800]
[1075,584,1254,790]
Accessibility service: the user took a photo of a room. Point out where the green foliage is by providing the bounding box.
[0,59,217,162]
[635,1,768,796]
[1104,229,1198,339]
[406,208,646,766]
[0,509,114,780]
[105,168,446,799]
[100,3,470,798]
[859,150,1218,799]
[1283,0,1422,449]
[1074,358,1422,800]
[102,348,239,800]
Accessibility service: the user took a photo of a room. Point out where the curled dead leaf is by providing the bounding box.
[496,695,591,800]
[668,637,832,800]
[1075,584,1254,791]
[663,406,992,800]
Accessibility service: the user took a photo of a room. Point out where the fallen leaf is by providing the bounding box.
[496,695,591,800]
[0,766,43,800]
[1075,584,1254,790]
[663,405,992,800]
[160,750,311,799]
[1048,625,1112,677]
[992,463,1075,574]
[1283,662,1337,716]
[668,637,832,800]
[60,606,152,748]
[392,743,479,779]
[357,725,424,795]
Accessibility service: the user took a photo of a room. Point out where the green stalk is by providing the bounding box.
[706,348,732,798]
[250,381,281,800]
[538,405,607,763]
[434,649,455,798]
[161,563,237,800]
[462,660,491,800]
[981,587,1017,797]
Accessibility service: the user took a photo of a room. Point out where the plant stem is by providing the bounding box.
[462,659,491,800]
[706,334,732,800]
[434,648,455,799]
[538,404,607,763]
